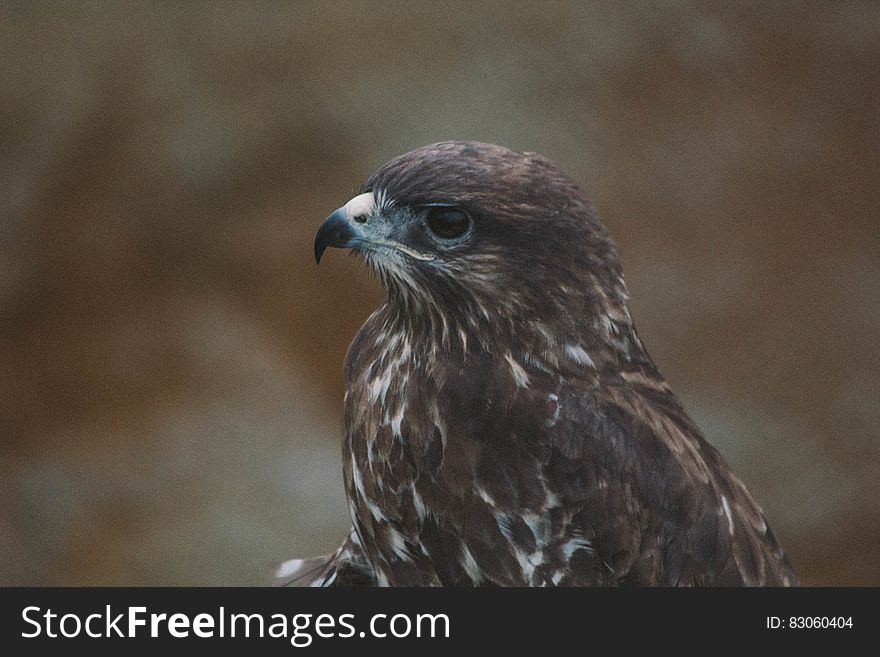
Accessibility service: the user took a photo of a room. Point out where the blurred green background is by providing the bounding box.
[1,2,877,585]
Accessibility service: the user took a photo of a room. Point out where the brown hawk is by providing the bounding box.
[278,141,798,587]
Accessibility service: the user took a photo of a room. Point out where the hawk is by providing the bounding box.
[279,141,798,586]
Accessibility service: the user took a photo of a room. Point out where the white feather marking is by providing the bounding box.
[412,488,428,519]
[522,512,545,542]
[351,467,364,498]
[388,527,410,560]
[477,488,496,506]
[546,393,561,427]
[515,548,536,582]
[368,369,392,404]
[504,353,530,388]
[530,322,556,347]
[523,353,552,373]
[755,514,767,534]
[379,372,391,403]
[399,340,411,363]
[390,405,405,437]
[561,536,594,559]
[460,543,482,582]
[721,495,735,536]
[366,499,385,522]
[367,375,382,403]
[564,344,595,367]
[352,466,381,525]
[275,558,304,579]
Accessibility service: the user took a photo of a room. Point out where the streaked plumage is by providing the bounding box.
[281,141,798,587]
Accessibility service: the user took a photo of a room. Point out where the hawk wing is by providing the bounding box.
[369,356,798,586]
[540,375,799,585]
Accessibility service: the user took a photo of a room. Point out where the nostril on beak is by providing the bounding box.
[353,214,368,224]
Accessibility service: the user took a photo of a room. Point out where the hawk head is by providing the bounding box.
[315,141,632,354]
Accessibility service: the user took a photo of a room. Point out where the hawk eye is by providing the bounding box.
[425,206,470,240]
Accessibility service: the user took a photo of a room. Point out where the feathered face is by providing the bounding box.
[315,141,626,333]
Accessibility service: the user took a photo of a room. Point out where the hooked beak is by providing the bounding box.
[314,207,358,264]
[314,192,375,264]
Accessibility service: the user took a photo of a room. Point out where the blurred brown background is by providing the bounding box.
[1,2,877,585]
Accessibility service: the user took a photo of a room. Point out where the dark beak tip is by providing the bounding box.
[314,208,355,266]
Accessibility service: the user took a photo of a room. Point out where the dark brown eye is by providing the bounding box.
[425,207,470,239]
